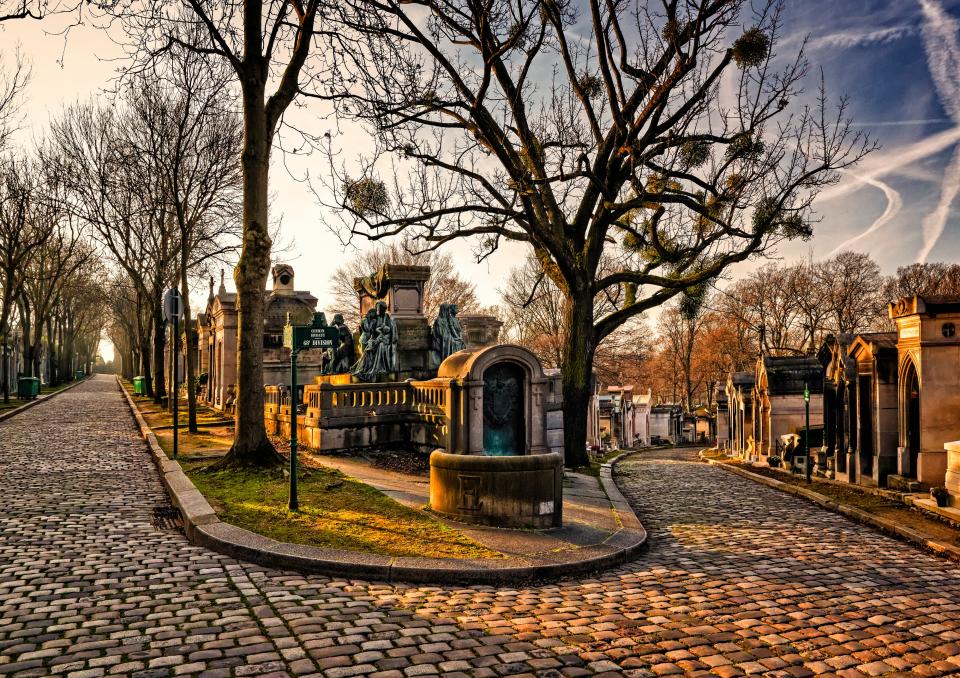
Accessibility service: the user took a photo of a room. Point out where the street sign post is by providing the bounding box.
[162,288,183,460]
[282,313,338,511]
[803,383,811,483]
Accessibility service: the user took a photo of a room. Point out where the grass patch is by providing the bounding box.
[182,460,501,559]
[119,378,500,560]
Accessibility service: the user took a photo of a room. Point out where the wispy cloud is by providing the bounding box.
[816,124,960,203]
[806,25,914,51]
[915,0,960,261]
[828,171,903,257]
[854,117,951,127]
[918,145,960,262]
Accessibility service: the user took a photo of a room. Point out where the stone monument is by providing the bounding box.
[354,264,432,379]
[428,344,563,529]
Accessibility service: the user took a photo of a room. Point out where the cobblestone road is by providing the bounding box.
[2,376,960,678]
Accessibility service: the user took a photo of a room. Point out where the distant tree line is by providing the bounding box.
[0,50,105,403]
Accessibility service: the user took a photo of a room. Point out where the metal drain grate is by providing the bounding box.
[152,505,184,532]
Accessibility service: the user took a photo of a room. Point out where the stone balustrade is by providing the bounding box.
[265,378,454,453]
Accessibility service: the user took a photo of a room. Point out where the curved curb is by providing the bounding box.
[0,376,89,424]
[118,376,649,584]
[708,459,960,563]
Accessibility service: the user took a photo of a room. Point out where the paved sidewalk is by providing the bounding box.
[307,453,622,560]
[2,375,960,677]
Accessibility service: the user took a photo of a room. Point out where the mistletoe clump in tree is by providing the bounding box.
[323,0,873,466]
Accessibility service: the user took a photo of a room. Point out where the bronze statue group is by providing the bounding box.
[319,301,466,382]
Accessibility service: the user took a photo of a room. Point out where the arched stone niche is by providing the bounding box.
[438,344,550,456]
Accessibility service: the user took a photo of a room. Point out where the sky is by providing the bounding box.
[2,0,960,362]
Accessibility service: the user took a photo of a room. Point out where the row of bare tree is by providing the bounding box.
[54,51,243,432]
[0,50,104,402]
[0,156,105,402]
[0,34,242,425]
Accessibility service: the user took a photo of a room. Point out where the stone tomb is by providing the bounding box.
[752,356,824,461]
[199,265,325,411]
[725,371,756,459]
[889,295,960,487]
[848,333,899,486]
[429,344,563,529]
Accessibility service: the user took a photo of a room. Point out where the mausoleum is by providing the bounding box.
[199,265,325,411]
[888,295,960,488]
[752,355,823,461]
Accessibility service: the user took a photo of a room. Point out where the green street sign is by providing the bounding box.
[284,312,339,352]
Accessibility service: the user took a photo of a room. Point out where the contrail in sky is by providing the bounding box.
[817,125,960,204]
[827,171,903,257]
[916,0,960,262]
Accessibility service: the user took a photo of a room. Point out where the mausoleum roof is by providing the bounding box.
[760,356,824,396]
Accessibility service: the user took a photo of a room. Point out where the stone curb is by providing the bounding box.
[0,376,89,424]
[707,459,960,563]
[117,376,649,584]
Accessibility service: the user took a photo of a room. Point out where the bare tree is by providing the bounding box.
[323,0,873,465]
[124,51,243,431]
[719,264,800,355]
[785,255,832,353]
[18,219,92,380]
[105,275,148,380]
[0,154,54,401]
[49,103,181,401]
[0,50,29,151]
[821,251,886,336]
[101,0,331,468]
[499,252,650,385]
[0,0,82,21]
[329,239,479,330]
[657,290,711,411]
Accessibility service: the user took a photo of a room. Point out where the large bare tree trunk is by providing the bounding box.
[216,78,281,468]
[560,291,593,468]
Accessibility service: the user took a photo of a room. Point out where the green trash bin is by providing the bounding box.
[133,376,145,396]
[17,377,39,400]
[74,370,84,381]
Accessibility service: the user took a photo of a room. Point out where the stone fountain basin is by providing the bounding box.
[429,450,563,529]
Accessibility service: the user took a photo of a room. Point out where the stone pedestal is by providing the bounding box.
[458,315,503,350]
[429,450,563,528]
[918,449,948,487]
[945,441,960,506]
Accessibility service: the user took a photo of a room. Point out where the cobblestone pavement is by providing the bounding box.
[2,376,960,678]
